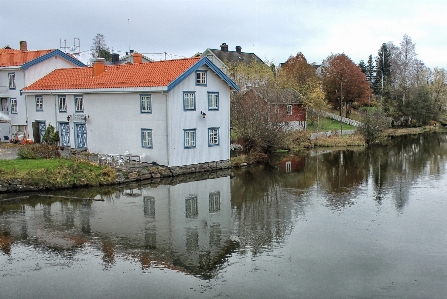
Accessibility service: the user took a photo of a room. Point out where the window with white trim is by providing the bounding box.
[35,96,43,111]
[286,105,293,115]
[58,96,67,112]
[184,129,196,148]
[8,73,16,89]
[209,191,221,213]
[208,127,219,146]
[185,195,198,218]
[196,71,206,85]
[208,92,219,110]
[141,129,153,148]
[183,92,195,110]
[75,95,84,112]
[10,98,17,114]
[140,94,152,113]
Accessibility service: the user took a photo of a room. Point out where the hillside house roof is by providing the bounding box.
[204,43,264,65]
[23,57,238,92]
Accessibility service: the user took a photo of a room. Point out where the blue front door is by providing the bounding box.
[59,122,70,147]
[75,123,87,149]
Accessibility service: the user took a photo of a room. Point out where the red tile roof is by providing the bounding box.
[0,49,53,67]
[24,57,201,91]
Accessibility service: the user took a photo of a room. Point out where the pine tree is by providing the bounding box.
[374,43,391,98]
[366,55,375,89]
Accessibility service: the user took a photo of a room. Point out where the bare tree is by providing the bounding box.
[90,33,111,62]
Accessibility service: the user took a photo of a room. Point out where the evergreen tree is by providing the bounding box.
[374,43,392,99]
[366,54,375,88]
[358,60,367,74]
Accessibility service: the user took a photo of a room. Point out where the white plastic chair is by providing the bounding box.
[140,153,147,163]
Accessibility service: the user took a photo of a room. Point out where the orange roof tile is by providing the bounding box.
[24,57,201,91]
[0,49,54,67]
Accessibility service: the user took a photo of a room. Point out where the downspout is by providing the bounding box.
[163,91,170,167]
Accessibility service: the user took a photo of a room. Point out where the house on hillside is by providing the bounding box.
[0,41,86,140]
[241,87,306,131]
[22,57,238,167]
[201,43,264,74]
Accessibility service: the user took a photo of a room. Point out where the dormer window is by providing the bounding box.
[196,71,207,86]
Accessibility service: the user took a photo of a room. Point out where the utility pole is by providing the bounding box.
[340,82,343,136]
[381,46,384,103]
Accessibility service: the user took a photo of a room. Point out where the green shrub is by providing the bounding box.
[18,144,61,159]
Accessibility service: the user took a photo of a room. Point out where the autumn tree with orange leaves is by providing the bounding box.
[322,54,371,118]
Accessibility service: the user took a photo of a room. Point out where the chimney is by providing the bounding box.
[132,53,143,64]
[92,58,105,77]
[20,41,27,51]
[236,46,242,54]
[220,43,228,52]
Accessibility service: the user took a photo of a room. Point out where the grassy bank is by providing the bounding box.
[0,158,116,189]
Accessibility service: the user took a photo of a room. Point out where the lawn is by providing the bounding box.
[0,158,116,188]
[307,118,356,132]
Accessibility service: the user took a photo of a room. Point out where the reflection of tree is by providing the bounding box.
[231,166,308,255]
[0,230,12,255]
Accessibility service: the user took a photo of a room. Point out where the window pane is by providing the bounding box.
[185,130,196,147]
[208,93,218,109]
[141,95,151,112]
[142,129,152,148]
[184,93,195,110]
[209,128,218,145]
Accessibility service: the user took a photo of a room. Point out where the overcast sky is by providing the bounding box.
[1,0,446,69]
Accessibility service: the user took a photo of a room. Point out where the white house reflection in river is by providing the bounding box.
[0,176,234,278]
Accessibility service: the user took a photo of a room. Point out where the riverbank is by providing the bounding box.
[1,126,445,193]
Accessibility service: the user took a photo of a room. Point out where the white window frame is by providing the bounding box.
[8,73,16,89]
[196,71,207,85]
[208,92,219,110]
[209,191,221,213]
[10,98,17,114]
[35,96,43,111]
[58,95,67,112]
[183,92,195,110]
[184,129,196,148]
[208,127,219,146]
[286,105,293,115]
[141,129,153,148]
[75,95,84,112]
[140,94,152,113]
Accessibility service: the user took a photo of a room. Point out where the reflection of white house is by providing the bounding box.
[90,176,232,270]
[1,176,233,275]
[22,56,238,167]
[0,41,86,140]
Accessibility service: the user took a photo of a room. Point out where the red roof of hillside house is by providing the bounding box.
[24,57,203,91]
[0,49,53,67]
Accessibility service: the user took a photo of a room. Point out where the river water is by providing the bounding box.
[1,133,446,299]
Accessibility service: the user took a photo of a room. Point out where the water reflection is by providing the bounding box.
[1,133,447,291]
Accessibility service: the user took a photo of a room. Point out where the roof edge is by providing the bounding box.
[167,57,239,92]
[21,49,86,70]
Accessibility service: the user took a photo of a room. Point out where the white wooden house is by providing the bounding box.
[22,57,238,167]
[0,41,86,140]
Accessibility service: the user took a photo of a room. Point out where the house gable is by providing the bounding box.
[168,57,238,92]
[21,49,86,70]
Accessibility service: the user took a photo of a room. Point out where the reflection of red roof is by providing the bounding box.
[24,57,201,91]
[0,49,53,67]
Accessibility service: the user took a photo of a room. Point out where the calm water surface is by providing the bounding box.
[1,133,446,299]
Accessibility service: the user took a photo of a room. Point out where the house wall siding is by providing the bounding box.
[168,66,230,167]
[25,57,79,86]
